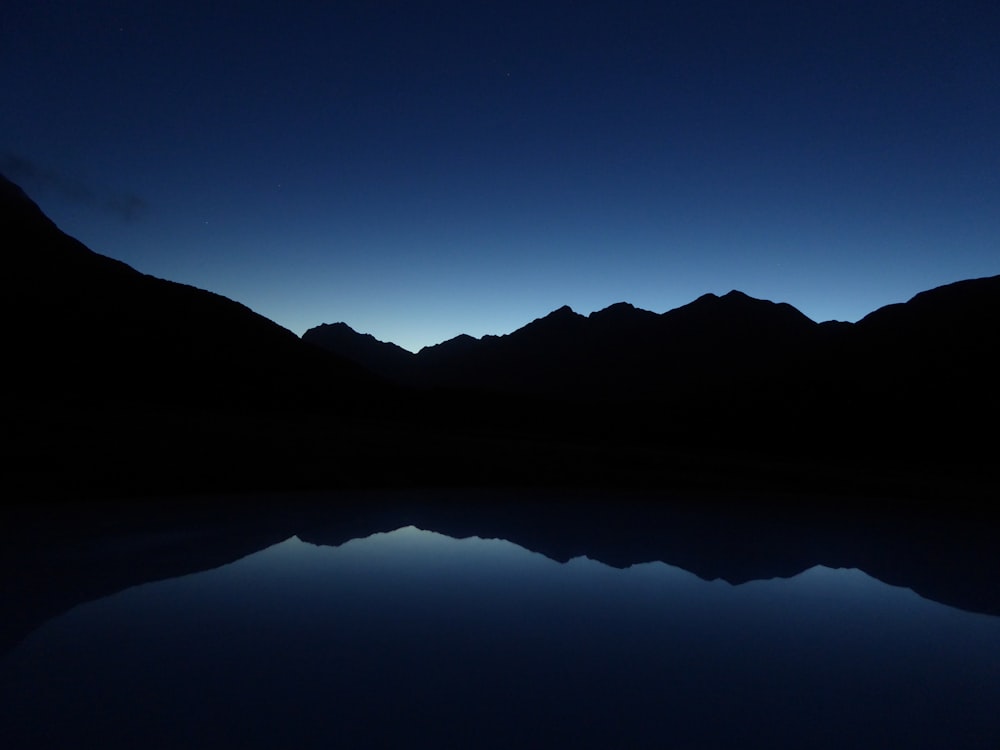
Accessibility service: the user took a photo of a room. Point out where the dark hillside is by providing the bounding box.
[2,172,377,409]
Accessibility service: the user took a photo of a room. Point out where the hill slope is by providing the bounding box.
[2,172,377,408]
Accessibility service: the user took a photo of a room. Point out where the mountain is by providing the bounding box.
[2,172,377,408]
[302,322,416,383]
[3,172,395,498]
[6,170,996,499]
[853,275,1000,391]
[305,274,1000,470]
[304,287,820,399]
[303,290,823,397]
[305,276,1000,402]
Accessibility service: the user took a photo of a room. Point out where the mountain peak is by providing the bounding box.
[302,321,415,382]
[528,304,586,328]
[418,333,479,355]
[589,302,660,328]
[593,301,635,315]
[311,321,356,334]
[303,321,392,347]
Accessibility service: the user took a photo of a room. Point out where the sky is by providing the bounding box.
[3,1,998,352]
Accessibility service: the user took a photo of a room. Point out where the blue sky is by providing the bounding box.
[4,1,998,351]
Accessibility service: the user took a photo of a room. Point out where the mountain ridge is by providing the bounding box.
[304,271,1000,473]
[2,171,379,408]
[304,274,1000,402]
[308,278,999,359]
[5,170,998,499]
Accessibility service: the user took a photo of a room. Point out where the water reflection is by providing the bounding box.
[2,524,999,749]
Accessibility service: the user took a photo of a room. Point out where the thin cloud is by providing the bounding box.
[105,191,147,222]
[0,152,147,221]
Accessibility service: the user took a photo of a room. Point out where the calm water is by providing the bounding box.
[2,523,999,748]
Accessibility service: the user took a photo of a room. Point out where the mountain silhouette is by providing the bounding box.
[306,270,1000,482]
[304,290,824,397]
[302,322,417,383]
[306,278,1000,400]
[852,276,1000,407]
[5,171,997,499]
[306,276,998,419]
[2,172,378,408]
[3,172,399,498]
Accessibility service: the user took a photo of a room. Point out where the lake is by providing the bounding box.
[2,492,998,748]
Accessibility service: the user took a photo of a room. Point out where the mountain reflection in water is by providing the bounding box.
[2,493,999,749]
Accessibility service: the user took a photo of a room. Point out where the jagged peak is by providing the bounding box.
[310,321,357,333]
[303,321,367,340]
[549,304,577,317]
[691,289,783,310]
[589,302,659,325]
[685,290,762,307]
[302,322,414,353]
[529,305,586,327]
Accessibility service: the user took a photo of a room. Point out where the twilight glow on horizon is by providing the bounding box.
[4,1,998,352]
